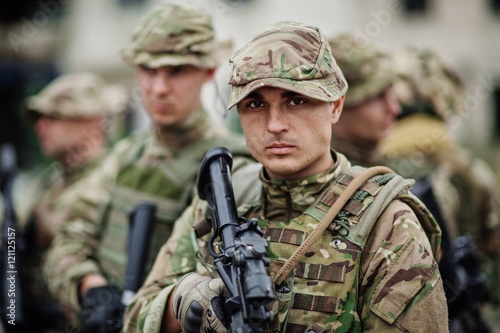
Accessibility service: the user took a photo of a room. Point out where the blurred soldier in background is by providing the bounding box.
[328,33,401,167]
[2,72,126,332]
[43,3,251,332]
[380,47,500,332]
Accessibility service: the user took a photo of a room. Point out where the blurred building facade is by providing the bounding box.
[1,0,499,172]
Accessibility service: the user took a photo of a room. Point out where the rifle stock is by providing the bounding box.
[197,147,274,332]
[0,144,26,332]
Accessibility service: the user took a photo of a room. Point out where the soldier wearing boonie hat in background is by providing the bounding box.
[328,32,402,167]
[0,72,126,332]
[123,21,448,333]
[42,2,251,332]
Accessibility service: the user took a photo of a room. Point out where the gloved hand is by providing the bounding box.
[80,284,125,333]
[172,272,228,333]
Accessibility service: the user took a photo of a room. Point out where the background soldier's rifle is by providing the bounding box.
[98,202,156,333]
[0,144,26,332]
[197,147,275,333]
[122,202,157,306]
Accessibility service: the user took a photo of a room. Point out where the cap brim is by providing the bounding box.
[120,47,218,69]
[228,73,348,110]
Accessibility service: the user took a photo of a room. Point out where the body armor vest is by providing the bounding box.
[98,134,249,286]
[205,166,441,332]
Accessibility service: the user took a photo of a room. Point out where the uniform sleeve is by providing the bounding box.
[358,199,448,332]
[122,156,260,333]
[42,148,121,311]
[122,198,202,333]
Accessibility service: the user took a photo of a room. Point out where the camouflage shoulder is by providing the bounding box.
[363,199,442,329]
[231,158,262,208]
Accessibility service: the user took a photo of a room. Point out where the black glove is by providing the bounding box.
[80,284,125,333]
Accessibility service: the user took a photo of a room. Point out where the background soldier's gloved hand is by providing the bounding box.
[172,272,228,333]
[80,284,125,333]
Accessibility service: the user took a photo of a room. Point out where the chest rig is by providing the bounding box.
[98,134,249,286]
[226,166,441,333]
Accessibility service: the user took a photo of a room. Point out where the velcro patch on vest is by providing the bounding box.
[292,293,340,314]
[295,262,346,283]
[265,228,306,246]
[336,172,355,186]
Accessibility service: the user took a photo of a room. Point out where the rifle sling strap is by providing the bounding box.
[274,166,396,286]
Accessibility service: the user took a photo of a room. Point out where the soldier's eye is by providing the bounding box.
[289,98,305,106]
[140,66,157,76]
[170,66,187,75]
[248,100,265,109]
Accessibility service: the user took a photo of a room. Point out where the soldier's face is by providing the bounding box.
[137,65,215,127]
[34,116,103,163]
[332,86,401,146]
[237,87,344,180]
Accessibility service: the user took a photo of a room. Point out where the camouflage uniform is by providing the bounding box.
[123,22,448,332]
[42,2,252,323]
[4,72,125,331]
[380,47,500,330]
[328,33,398,167]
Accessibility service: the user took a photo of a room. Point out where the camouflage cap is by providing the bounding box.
[328,33,396,108]
[392,47,465,121]
[25,72,127,121]
[120,2,218,69]
[227,21,348,110]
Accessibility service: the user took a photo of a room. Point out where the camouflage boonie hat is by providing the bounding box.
[227,21,348,110]
[25,72,127,121]
[328,33,396,108]
[120,2,218,69]
[392,47,465,121]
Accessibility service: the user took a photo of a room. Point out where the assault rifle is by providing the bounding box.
[0,144,26,332]
[87,202,157,333]
[197,147,275,333]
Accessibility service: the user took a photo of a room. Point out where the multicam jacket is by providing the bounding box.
[43,108,251,313]
[123,152,448,332]
[11,152,106,308]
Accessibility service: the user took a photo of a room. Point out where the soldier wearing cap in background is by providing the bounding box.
[328,33,401,167]
[123,21,448,333]
[379,47,500,332]
[42,3,252,332]
[1,72,126,332]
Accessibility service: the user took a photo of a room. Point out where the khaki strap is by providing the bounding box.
[274,166,396,285]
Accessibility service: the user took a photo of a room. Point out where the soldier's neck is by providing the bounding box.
[153,108,217,150]
[259,151,350,220]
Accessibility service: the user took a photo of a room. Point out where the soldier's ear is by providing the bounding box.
[331,95,345,124]
[203,68,217,82]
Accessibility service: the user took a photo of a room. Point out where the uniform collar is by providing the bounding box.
[145,108,224,160]
[259,151,351,214]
